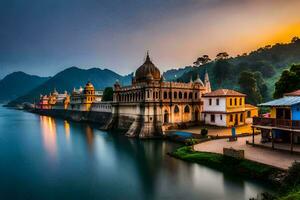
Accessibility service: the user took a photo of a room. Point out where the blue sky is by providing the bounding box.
[1,0,300,78]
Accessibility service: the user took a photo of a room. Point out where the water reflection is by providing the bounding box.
[85,125,94,150]
[64,120,70,142]
[40,116,57,158]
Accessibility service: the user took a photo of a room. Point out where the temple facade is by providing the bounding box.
[111,53,211,138]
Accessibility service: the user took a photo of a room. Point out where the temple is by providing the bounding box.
[111,52,211,138]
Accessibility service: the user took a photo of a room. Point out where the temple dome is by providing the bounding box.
[84,81,94,90]
[135,52,161,82]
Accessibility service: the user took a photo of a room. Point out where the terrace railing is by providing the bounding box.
[253,117,300,129]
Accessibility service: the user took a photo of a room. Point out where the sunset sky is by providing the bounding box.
[1,0,300,78]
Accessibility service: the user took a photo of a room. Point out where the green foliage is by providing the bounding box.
[174,37,300,99]
[278,188,300,200]
[102,87,114,101]
[213,59,233,85]
[171,146,279,181]
[238,71,262,105]
[254,71,269,101]
[184,139,201,146]
[273,64,300,98]
[281,162,300,191]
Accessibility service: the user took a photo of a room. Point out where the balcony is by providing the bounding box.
[253,117,300,129]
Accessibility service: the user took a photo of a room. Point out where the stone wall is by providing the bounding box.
[223,148,245,159]
[33,109,112,129]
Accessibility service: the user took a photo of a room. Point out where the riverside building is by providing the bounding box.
[111,52,211,138]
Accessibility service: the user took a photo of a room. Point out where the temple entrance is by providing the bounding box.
[164,110,169,124]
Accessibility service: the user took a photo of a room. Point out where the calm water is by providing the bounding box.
[0,106,272,200]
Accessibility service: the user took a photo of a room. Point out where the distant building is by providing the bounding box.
[202,89,258,127]
[253,89,300,152]
[70,81,103,111]
[112,52,211,138]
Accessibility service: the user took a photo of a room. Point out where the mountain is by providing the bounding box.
[0,72,50,103]
[162,66,193,81]
[8,67,132,106]
[174,38,300,101]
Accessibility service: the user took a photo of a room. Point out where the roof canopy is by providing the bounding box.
[203,89,246,97]
[259,96,300,107]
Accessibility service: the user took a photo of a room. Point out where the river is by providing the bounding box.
[0,106,273,200]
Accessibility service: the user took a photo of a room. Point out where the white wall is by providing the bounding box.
[202,113,227,127]
[203,97,226,112]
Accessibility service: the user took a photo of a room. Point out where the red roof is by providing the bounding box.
[284,90,300,96]
[203,89,246,97]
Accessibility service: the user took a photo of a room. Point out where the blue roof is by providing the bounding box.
[259,96,300,107]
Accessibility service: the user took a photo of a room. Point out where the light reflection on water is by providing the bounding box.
[0,107,274,200]
[40,116,57,158]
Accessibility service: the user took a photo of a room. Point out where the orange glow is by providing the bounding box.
[64,120,70,142]
[40,116,57,157]
[85,125,94,149]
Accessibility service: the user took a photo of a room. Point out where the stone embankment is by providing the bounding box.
[32,109,112,129]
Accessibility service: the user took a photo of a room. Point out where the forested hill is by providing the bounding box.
[0,72,50,103]
[8,67,132,106]
[176,37,300,104]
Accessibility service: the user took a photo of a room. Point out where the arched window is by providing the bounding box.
[184,92,187,99]
[184,105,190,113]
[179,92,182,99]
[189,92,193,99]
[164,91,168,99]
[174,92,177,99]
[240,113,243,122]
[194,92,198,99]
[174,105,179,113]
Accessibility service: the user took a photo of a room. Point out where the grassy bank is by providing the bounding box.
[171,146,300,200]
[171,146,281,182]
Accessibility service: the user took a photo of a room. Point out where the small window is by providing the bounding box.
[230,98,232,106]
[179,92,182,99]
[164,91,167,99]
[220,114,223,120]
[184,92,187,99]
[189,92,193,99]
[230,114,233,122]
[240,113,243,122]
[247,111,251,118]
[174,92,177,99]
[239,98,242,105]
[209,99,212,105]
[234,98,237,106]
[211,114,215,122]
[216,98,219,105]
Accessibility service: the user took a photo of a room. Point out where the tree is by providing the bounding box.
[102,87,113,101]
[273,64,300,98]
[238,71,262,105]
[291,36,300,43]
[216,52,229,60]
[213,59,232,85]
[253,71,268,101]
[193,55,211,67]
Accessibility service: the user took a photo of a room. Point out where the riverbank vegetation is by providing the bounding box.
[170,146,281,182]
[171,146,300,200]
